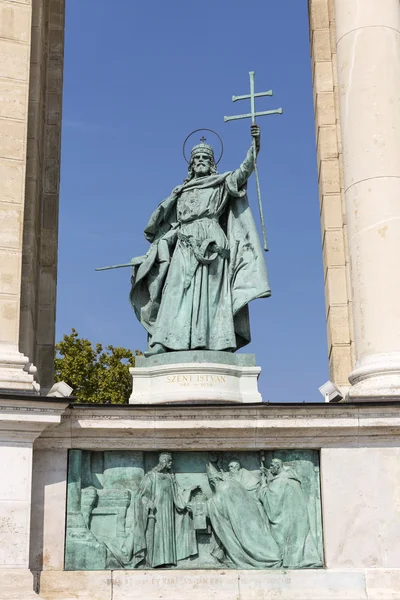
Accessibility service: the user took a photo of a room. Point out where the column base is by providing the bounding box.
[0,346,39,393]
[347,352,400,401]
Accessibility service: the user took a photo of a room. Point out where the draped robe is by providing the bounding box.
[258,469,322,569]
[139,471,197,568]
[229,467,261,499]
[130,148,270,352]
[94,472,197,569]
[207,478,282,569]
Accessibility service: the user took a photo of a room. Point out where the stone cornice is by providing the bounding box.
[34,402,400,450]
[0,397,70,443]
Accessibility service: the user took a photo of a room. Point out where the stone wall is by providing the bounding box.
[308,0,354,390]
[0,398,399,598]
[0,394,68,600]
[21,402,400,599]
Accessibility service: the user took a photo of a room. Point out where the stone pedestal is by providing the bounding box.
[335,0,400,400]
[129,351,262,404]
[29,402,400,599]
[0,395,68,599]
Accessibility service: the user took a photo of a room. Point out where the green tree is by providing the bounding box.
[55,329,142,404]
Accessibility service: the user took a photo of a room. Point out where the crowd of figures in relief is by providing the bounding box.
[65,450,323,570]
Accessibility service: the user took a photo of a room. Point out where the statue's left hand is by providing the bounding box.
[251,124,261,151]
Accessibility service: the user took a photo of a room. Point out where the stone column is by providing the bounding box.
[0,0,37,391]
[0,396,68,598]
[335,0,400,400]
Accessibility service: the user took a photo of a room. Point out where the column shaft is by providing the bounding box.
[335,0,400,399]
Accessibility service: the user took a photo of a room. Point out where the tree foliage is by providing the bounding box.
[55,329,142,404]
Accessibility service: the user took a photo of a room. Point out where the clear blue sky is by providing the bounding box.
[57,0,328,402]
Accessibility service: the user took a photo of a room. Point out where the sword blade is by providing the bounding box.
[95,263,134,271]
[95,257,145,271]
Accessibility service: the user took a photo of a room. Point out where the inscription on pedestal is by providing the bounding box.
[166,374,227,387]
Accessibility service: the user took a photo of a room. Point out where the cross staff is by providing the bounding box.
[224,71,282,251]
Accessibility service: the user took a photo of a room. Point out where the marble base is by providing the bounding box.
[0,569,39,600]
[129,351,262,404]
[21,568,400,599]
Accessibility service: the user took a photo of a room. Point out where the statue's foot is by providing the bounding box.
[144,343,166,357]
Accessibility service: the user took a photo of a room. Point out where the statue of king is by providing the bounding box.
[130,125,270,356]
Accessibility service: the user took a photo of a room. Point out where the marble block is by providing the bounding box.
[129,351,262,404]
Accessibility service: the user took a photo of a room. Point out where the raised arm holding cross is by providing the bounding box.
[225,71,283,251]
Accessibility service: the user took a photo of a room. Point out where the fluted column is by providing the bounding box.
[335,0,400,399]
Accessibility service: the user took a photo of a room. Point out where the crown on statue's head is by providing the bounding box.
[190,137,215,161]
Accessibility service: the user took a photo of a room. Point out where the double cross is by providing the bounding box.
[224,71,282,251]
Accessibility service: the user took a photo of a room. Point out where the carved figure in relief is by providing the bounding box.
[227,459,261,500]
[139,452,197,567]
[65,449,323,571]
[205,462,282,569]
[258,458,322,568]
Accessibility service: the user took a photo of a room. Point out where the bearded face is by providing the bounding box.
[192,152,213,177]
[228,461,241,476]
[158,453,173,471]
[270,459,282,476]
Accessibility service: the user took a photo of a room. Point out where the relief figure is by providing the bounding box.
[227,458,262,500]
[205,462,282,569]
[258,458,322,568]
[139,452,197,567]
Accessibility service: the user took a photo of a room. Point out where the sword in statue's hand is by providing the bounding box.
[224,71,283,252]
[95,256,145,271]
